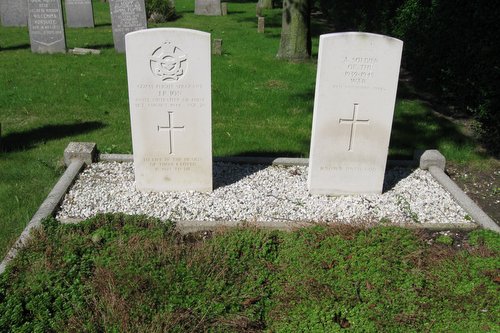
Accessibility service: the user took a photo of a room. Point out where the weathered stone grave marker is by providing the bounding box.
[257,16,264,33]
[212,38,222,55]
[27,0,66,53]
[109,0,147,53]
[195,0,221,16]
[1,0,28,26]
[308,32,403,195]
[65,0,94,28]
[125,28,213,192]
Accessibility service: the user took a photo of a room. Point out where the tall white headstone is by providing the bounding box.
[308,32,403,195]
[125,28,213,192]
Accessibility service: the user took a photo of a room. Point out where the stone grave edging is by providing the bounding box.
[1,143,497,275]
[0,142,98,274]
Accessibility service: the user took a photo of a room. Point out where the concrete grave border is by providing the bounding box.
[1,142,498,274]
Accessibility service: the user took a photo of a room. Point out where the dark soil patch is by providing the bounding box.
[447,160,500,223]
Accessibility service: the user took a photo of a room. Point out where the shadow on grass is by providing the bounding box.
[389,101,480,160]
[82,43,115,50]
[237,9,336,36]
[236,10,282,29]
[0,121,106,153]
[94,23,112,28]
[0,43,30,51]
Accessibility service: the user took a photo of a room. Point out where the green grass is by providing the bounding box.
[0,214,498,331]
[0,1,494,258]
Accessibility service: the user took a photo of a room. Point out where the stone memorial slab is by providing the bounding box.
[212,38,222,55]
[308,32,403,195]
[257,16,264,33]
[125,28,213,192]
[27,0,66,53]
[65,0,94,27]
[109,0,147,53]
[195,0,221,16]
[1,0,28,26]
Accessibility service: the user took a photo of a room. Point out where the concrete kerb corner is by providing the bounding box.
[64,142,97,166]
[0,142,97,275]
[419,149,500,233]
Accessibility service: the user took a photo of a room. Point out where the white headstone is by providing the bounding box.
[125,28,213,192]
[65,0,94,28]
[27,0,66,53]
[308,32,403,195]
[1,0,28,26]
[109,0,147,53]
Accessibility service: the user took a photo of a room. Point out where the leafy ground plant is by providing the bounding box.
[1,214,498,332]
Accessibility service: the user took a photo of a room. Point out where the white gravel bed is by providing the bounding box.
[56,161,472,225]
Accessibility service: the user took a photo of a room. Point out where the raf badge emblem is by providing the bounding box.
[150,42,187,81]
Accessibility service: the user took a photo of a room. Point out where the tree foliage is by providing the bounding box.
[393,0,500,154]
[145,0,176,23]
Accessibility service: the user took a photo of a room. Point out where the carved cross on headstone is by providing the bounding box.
[338,103,370,151]
[157,111,184,154]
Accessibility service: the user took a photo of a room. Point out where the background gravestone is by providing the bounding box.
[257,16,264,33]
[125,28,213,192]
[109,0,147,53]
[1,0,28,26]
[65,0,94,28]
[195,0,221,16]
[308,32,403,195]
[27,0,66,53]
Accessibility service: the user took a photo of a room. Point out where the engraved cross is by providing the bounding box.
[338,103,370,151]
[157,111,184,155]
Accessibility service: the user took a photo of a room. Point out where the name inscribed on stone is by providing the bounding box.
[27,0,66,53]
[109,0,147,52]
[125,28,212,192]
[308,32,403,195]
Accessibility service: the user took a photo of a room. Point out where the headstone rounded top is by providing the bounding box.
[320,32,403,45]
[126,27,210,39]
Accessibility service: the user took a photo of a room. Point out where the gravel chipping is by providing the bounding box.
[56,161,473,225]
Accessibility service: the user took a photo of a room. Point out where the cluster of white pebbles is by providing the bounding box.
[56,161,472,225]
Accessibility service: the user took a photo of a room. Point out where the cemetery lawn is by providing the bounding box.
[0,0,498,275]
[1,214,499,332]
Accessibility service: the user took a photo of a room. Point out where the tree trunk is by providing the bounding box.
[276,0,311,60]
